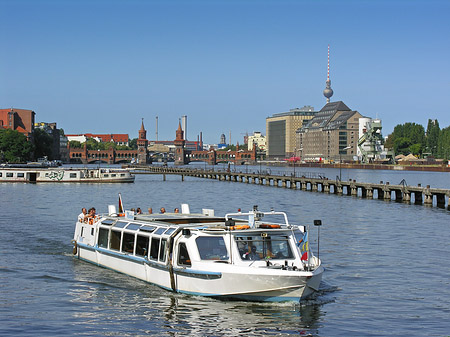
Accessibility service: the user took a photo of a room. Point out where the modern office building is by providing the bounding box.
[266,106,317,159]
[296,101,363,162]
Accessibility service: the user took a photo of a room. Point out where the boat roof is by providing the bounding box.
[98,210,294,234]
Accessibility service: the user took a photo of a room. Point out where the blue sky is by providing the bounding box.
[1,0,449,144]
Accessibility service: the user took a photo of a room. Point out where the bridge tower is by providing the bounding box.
[137,118,149,164]
[174,120,186,166]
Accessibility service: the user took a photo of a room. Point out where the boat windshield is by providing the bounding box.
[195,236,229,260]
[235,234,293,260]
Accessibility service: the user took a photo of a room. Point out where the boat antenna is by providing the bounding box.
[314,220,322,260]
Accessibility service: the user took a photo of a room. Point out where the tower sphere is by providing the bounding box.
[323,86,333,99]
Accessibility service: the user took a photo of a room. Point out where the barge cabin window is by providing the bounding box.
[122,232,135,253]
[70,173,77,178]
[136,235,149,257]
[17,173,24,177]
[150,237,160,260]
[98,228,109,248]
[196,236,229,260]
[110,230,121,250]
[178,243,191,266]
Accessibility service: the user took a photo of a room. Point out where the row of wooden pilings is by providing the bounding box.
[128,165,450,210]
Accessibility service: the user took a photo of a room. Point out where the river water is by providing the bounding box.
[1,165,449,336]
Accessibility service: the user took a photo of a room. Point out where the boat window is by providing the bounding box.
[17,173,24,178]
[196,237,229,260]
[104,174,109,178]
[154,228,166,235]
[111,174,116,177]
[110,230,121,250]
[122,232,135,253]
[101,219,115,226]
[98,228,109,248]
[140,225,156,233]
[126,223,141,231]
[178,242,191,266]
[0,173,2,177]
[165,228,176,235]
[120,173,125,177]
[6,172,13,177]
[150,237,160,260]
[159,239,167,262]
[70,173,77,178]
[235,235,293,260]
[114,221,128,228]
[136,235,149,257]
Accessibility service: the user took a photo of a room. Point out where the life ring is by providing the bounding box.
[259,224,281,229]
[229,225,250,230]
[71,239,77,255]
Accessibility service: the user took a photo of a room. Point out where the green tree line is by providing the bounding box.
[69,138,137,150]
[385,119,450,159]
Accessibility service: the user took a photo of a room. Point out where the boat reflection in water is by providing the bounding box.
[69,259,326,336]
[72,203,324,303]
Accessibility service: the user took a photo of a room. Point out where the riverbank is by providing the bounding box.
[265,161,450,172]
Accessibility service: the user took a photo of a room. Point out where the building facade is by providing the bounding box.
[266,106,316,159]
[0,108,35,140]
[296,101,363,162]
[247,132,266,152]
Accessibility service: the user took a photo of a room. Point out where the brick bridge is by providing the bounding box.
[69,147,139,164]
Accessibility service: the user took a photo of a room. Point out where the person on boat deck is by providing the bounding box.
[136,208,142,214]
[130,208,136,214]
[242,246,260,260]
[87,207,96,219]
[78,208,87,223]
[174,208,179,213]
[160,207,166,214]
[148,208,153,214]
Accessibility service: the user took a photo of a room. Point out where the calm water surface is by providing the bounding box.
[1,165,449,336]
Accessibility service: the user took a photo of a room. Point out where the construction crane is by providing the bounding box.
[358,119,384,163]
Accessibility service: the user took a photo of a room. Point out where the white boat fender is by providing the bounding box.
[71,240,77,255]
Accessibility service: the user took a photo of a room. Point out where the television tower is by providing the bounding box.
[323,45,334,103]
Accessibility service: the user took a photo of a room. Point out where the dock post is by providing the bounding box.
[403,190,411,203]
[163,174,166,181]
[323,183,330,193]
[181,175,184,182]
[424,186,433,206]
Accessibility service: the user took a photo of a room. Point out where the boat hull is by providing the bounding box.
[75,243,323,302]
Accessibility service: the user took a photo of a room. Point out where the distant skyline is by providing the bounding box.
[1,0,449,144]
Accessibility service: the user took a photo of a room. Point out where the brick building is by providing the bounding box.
[296,101,363,162]
[0,108,35,140]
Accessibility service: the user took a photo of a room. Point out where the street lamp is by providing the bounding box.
[339,146,351,181]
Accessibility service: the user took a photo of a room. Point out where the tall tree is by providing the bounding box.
[426,119,440,156]
[437,126,450,160]
[33,128,54,160]
[0,129,32,163]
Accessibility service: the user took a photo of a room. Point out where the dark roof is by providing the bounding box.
[299,101,356,132]
[319,101,351,113]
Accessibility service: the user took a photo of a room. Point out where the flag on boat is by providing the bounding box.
[298,232,308,261]
[118,193,124,213]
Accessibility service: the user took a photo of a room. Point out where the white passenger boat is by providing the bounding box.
[72,204,324,302]
[0,166,134,183]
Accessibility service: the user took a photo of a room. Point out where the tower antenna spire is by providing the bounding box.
[323,44,334,103]
[327,44,330,81]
